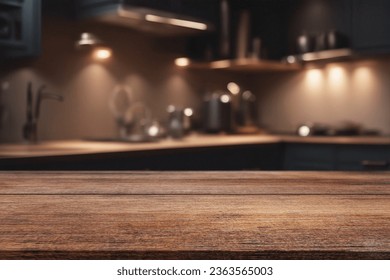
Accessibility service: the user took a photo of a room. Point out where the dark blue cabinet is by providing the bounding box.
[77,0,219,28]
[284,143,390,171]
[287,0,352,54]
[0,0,41,59]
[352,0,390,53]
[287,0,390,54]
[0,144,282,171]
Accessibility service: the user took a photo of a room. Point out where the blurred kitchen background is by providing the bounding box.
[0,0,390,142]
[1,0,390,171]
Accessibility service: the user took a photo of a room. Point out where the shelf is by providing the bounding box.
[286,48,354,63]
[178,49,355,72]
[183,58,301,72]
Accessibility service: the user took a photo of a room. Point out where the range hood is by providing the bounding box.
[78,1,214,36]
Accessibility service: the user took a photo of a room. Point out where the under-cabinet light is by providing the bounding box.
[93,47,112,60]
[175,57,190,67]
[145,14,208,31]
[301,49,353,62]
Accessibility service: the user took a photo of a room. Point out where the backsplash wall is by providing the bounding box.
[0,18,251,143]
[253,59,390,135]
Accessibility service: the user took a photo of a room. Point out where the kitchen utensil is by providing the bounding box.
[236,90,258,133]
[326,30,348,49]
[167,106,185,139]
[333,122,362,136]
[315,32,327,51]
[297,32,315,54]
[123,102,153,141]
[203,91,233,133]
[108,85,133,138]
[183,107,194,133]
[297,123,329,137]
[249,37,262,59]
[145,120,165,139]
[236,10,251,59]
[219,0,231,59]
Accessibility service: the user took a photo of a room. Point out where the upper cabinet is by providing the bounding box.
[352,0,390,53]
[0,0,41,59]
[286,0,390,56]
[76,0,219,36]
[287,0,352,55]
[2,0,390,64]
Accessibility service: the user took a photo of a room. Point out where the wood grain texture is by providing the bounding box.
[0,171,389,259]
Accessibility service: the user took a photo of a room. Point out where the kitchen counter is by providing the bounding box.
[1,134,390,159]
[0,171,389,259]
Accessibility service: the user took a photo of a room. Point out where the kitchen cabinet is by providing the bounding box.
[283,144,336,171]
[287,0,390,55]
[184,0,298,69]
[76,0,219,36]
[351,0,390,53]
[0,144,282,171]
[249,0,291,60]
[284,143,390,171]
[336,146,390,171]
[287,0,352,55]
[78,0,218,21]
[0,0,41,59]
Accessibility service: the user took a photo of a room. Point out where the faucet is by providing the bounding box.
[23,82,64,143]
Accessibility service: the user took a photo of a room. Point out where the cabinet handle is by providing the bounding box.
[361,160,389,170]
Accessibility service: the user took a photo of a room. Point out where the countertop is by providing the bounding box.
[1,134,390,159]
[0,171,389,259]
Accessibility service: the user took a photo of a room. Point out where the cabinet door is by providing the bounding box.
[283,144,336,171]
[0,0,41,58]
[250,0,291,59]
[336,145,390,171]
[287,0,352,54]
[352,0,390,52]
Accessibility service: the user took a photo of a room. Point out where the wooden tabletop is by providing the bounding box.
[0,171,389,259]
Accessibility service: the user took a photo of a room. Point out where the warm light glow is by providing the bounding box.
[73,64,115,101]
[75,32,101,49]
[210,60,231,69]
[298,125,311,137]
[227,82,240,95]
[301,49,352,62]
[93,48,112,60]
[220,94,231,103]
[327,66,348,93]
[353,67,376,94]
[286,55,297,64]
[242,90,255,101]
[184,108,193,117]
[328,66,345,82]
[304,69,324,92]
[145,14,208,30]
[167,105,176,113]
[147,124,160,137]
[175,57,190,67]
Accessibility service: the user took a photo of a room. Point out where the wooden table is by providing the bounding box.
[0,171,389,259]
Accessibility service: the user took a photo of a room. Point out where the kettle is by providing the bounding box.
[203,91,234,133]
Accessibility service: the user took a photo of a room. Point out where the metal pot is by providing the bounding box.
[203,91,233,133]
